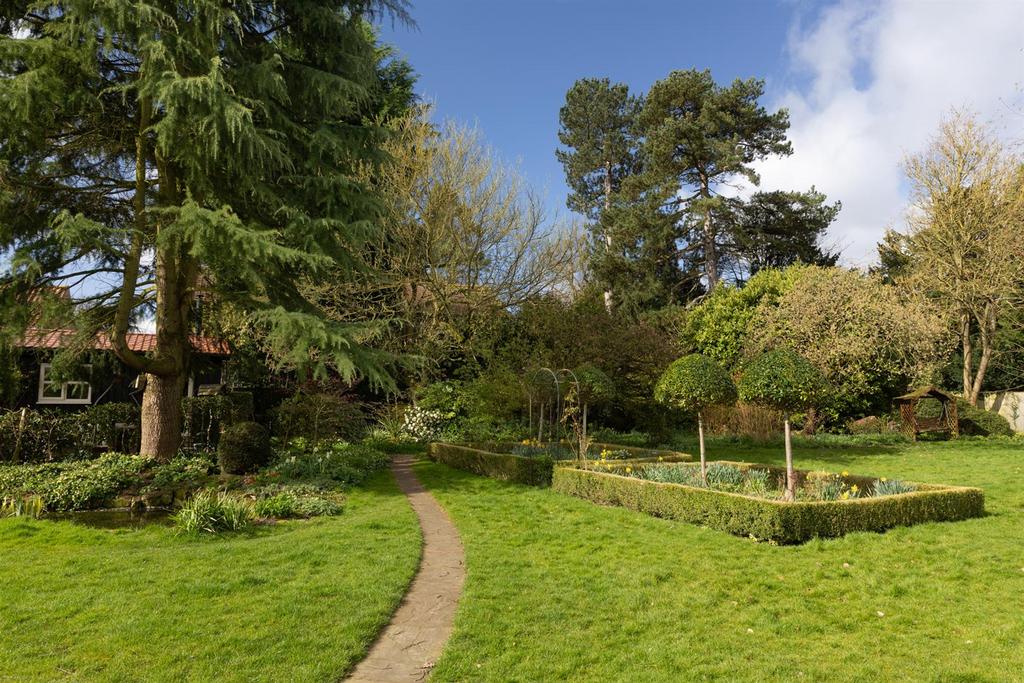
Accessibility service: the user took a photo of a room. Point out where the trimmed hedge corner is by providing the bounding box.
[551,466,984,544]
[429,443,553,486]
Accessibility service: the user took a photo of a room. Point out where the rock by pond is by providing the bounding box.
[49,507,173,529]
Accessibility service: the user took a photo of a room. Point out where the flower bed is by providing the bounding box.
[552,462,984,543]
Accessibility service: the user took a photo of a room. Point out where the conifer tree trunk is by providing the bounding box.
[602,161,614,311]
[140,373,184,458]
[699,172,719,289]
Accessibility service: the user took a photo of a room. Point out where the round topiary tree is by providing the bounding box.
[218,421,272,475]
[654,354,737,482]
[738,349,828,500]
[573,363,615,439]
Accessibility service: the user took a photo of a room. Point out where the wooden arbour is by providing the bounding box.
[894,386,959,441]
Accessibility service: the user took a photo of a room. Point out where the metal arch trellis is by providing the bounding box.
[523,367,582,446]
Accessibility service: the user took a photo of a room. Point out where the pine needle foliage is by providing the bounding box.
[0,0,412,454]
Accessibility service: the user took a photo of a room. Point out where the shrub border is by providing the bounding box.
[551,465,984,544]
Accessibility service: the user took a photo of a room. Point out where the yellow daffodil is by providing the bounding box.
[880,477,888,482]
[840,492,850,500]
[851,484,859,493]
[841,471,849,477]
[625,466,633,473]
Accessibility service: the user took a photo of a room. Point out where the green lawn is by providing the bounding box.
[416,439,1024,682]
[0,470,421,683]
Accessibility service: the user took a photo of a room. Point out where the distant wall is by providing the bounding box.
[983,392,1024,433]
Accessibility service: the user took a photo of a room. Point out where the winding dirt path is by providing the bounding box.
[347,456,465,682]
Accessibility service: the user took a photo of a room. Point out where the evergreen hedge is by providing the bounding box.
[551,466,984,544]
[428,443,554,486]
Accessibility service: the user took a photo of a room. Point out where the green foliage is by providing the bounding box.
[573,363,616,406]
[0,453,151,512]
[588,442,692,462]
[552,467,984,543]
[726,188,841,276]
[181,396,233,452]
[510,443,572,460]
[0,494,45,518]
[429,443,554,487]
[556,78,640,222]
[654,354,737,415]
[173,490,254,534]
[271,393,367,443]
[251,488,344,519]
[217,422,271,475]
[587,427,650,447]
[874,478,916,496]
[146,454,214,492]
[738,349,828,414]
[0,403,140,463]
[270,440,389,487]
[747,266,951,421]
[0,0,411,462]
[640,69,792,286]
[917,398,1014,437]
[683,267,805,368]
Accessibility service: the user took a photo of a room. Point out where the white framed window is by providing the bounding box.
[37,363,92,405]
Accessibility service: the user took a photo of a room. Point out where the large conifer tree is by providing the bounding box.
[640,69,791,289]
[556,77,640,310]
[0,0,409,458]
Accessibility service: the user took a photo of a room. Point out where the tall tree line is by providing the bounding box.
[557,70,840,315]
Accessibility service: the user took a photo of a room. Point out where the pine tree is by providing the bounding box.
[639,69,792,288]
[0,0,411,458]
[556,78,640,309]
[724,188,840,281]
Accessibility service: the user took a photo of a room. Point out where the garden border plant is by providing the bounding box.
[551,464,984,544]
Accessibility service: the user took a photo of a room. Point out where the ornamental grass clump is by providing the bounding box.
[738,349,828,500]
[174,490,254,534]
[655,354,737,484]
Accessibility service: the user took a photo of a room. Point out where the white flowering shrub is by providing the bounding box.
[401,406,448,442]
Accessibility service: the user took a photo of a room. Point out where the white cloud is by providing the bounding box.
[755,0,1024,267]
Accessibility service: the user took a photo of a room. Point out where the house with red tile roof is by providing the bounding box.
[11,327,230,408]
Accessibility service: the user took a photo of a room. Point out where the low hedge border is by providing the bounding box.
[455,441,692,463]
[551,466,985,544]
[428,443,554,486]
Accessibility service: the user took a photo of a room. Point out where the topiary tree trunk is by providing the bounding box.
[697,410,707,483]
[783,415,796,501]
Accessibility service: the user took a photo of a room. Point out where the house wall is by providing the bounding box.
[983,392,1024,433]
[12,350,225,410]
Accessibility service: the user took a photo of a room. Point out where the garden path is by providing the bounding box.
[346,456,465,682]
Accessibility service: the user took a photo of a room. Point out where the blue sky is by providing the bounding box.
[382,0,1024,266]
[382,0,812,225]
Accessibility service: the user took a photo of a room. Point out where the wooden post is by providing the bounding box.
[12,407,28,463]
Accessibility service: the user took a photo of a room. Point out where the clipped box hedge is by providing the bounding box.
[551,466,984,544]
[428,443,554,486]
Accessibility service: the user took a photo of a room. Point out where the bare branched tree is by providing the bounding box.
[902,110,1024,405]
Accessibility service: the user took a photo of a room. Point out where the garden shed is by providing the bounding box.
[895,386,959,440]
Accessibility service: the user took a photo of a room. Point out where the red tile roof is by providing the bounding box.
[19,328,230,356]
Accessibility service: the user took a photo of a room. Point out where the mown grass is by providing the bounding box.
[0,470,421,683]
[416,439,1024,682]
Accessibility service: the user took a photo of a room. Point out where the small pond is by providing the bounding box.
[49,507,174,529]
